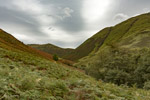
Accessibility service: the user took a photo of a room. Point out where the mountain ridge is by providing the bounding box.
[29,13,150,61]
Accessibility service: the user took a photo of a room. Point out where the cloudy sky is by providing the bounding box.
[0,0,150,48]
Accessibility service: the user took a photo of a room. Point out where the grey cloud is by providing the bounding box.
[113,0,150,15]
[48,39,85,49]
[97,0,150,28]
[0,6,48,37]
[40,0,85,33]
[0,0,150,48]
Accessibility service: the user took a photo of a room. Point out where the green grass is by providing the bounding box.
[0,47,150,99]
[98,13,150,49]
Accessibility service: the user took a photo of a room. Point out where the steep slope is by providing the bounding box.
[74,13,150,88]
[75,13,150,61]
[28,43,74,58]
[0,29,52,60]
[65,27,112,61]
[0,30,150,99]
[99,13,150,48]
[76,13,150,63]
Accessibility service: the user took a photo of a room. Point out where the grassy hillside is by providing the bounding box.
[74,13,150,89]
[75,13,150,63]
[64,27,112,61]
[99,13,150,48]
[77,13,150,59]
[1,42,150,99]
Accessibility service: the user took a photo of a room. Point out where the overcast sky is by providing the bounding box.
[0,0,150,48]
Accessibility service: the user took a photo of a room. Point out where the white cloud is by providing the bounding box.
[35,15,55,26]
[82,0,111,23]
[11,0,48,15]
[56,7,74,20]
[0,0,75,47]
[113,13,129,21]
[1,0,150,48]
[63,7,74,18]
[143,8,150,13]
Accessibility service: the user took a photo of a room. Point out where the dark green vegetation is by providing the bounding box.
[76,47,150,89]
[53,54,59,61]
[1,24,150,99]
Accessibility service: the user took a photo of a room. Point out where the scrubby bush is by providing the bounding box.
[53,54,59,61]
